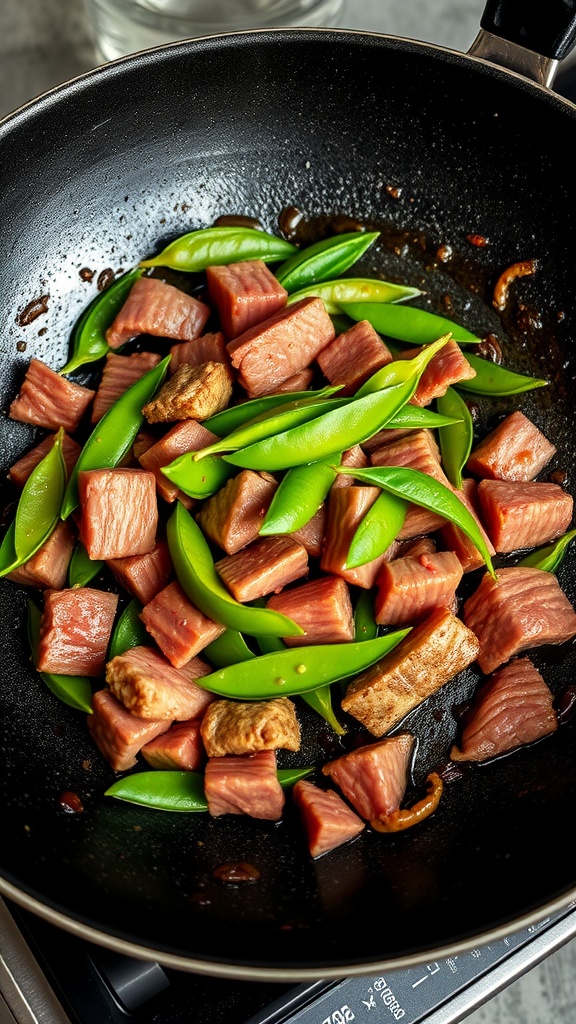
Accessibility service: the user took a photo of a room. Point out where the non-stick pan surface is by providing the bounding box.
[2,26,576,980]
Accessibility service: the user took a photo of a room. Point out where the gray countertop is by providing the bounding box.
[1,1,576,1021]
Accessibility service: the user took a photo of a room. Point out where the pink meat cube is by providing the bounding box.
[9,432,82,488]
[331,445,369,489]
[320,485,388,589]
[396,338,476,406]
[37,587,119,677]
[138,419,218,503]
[91,350,162,423]
[322,733,415,822]
[78,468,158,560]
[141,718,206,770]
[204,750,285,820]
[466,410,556,481]
[107,538,173,605]
[9,358,95,432]
[198,470,278,554]
[8,521,75,590]
[140,580,226,667]
[316,319,393,395]
[439,477,495,573]
[206,260,288,339]
[169,332,230,374]
[266,575,354,646]
[293,780,365,858]
[88,689,172,772]
[105,275,210,349]
[477,479,573,552]
[215,535,309,602]
[374,550,463,626]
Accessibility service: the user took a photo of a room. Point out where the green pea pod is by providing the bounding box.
[355,333,452,398]
[166,502,303,638]
[59,269,143,375]
[275,231,380,292]
[192,631,410,700]
[204,629,256,667]
[354,589,378,642]
[285,276,422,314]
[105,765,314,811]
[61,355,170,519]
[517,528,576,573]
[301,686,346,736]
[340,301,481,345]
[387,405,463,429]
[455,352,548,396]
[335,465,496,578]
[68,541,103,588]
[259,455,340,535]
[204,387,340,436]
[161,452,237,500]
[277,766,315,787]
[256,633,285,655]
[346,490,408,569]
[27,599,93,713]
[108,598,148,659]
[139,226,297,272]
[436,386,474,490]
[0,522,19,578]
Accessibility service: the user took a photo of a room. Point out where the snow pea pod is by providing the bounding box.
[259,454,340,535]
[285,277,422,314]
[387,405,462,429]
[455,352,548,396]
[436,386,474,489]
[517,528,576,573]
[60,269,143,374]
[275,231,380,292]
[68,541,103,588]
[354,333,451,398]
[340,301,481,345]
[61,355,170,519]
[108,598,148,659]
[27,599,93,713]
[354,589,378,642]
[345,490,408,569]
[204,386,340,436]
[204,629,255,667]
[105,765,314,811]
[161,451,237,500]
[302,686,346,736]
[335,465,496,577]
[192,631,410,700]
[139,226,297,272]
[167,502,303,638]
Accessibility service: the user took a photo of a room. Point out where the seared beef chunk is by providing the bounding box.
[106,644,213,720]
[200,697,301,757]
[267,574,355,645]
[293,779,365,858]
[105,275,210,348]
[322,732,415,821]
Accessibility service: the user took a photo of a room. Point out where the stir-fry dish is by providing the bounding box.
[3,217,576,860]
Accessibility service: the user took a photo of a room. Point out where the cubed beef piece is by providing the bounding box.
[374,550,463,626]
[342,606,480,736]
[88,689,172,772]
[462,566,576,674]
[322,733,415,821]
[331,445,369,489]
[293,780,365,858]
[132,431,156,460]
[206,259,288,339]
[138,419,218,503]
[361,426,415,457]
[396,536,437,558]
[38,587,119,677]
[169,331,230,375]
[107,539,173,605]
[142,360,233,423]
[140,718,206,770]
[105,275,210,349]
[78,468,158,560]
[266,575,354,646]
[450,657,557,762]
[215,535,309,602]
[270,368,315,393]
[198,470,278,554]
[316,319,394,396]
[200,697,301,757]
[204,750,285,819]
[477,479,573,552]
[9,431,81,487]
[90,350,162,423]
[140,580,226,667]
[8,521,75,590]
[396,338,476,406]
[9,358,95,432]
[106,644,213,720]
[290,503,326,559]
[439,477,495,573]
[320,485,387,589]
[398,505,447,540]
[226,296,335,397]
[466,410,556,481]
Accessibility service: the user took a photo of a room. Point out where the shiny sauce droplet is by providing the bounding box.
[16,295,49,326]
[213,862,260,884]
[58,790,84,813]
[556,685,576,725]
[97,268,115,291]
[213,214,264,231]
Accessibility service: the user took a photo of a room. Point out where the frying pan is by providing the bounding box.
[2,0,576,982]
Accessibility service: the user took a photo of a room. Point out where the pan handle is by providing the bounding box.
[468,0,576,86]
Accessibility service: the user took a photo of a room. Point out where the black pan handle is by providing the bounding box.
[481,0,576,60]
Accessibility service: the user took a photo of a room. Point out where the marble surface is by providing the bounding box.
[1,1,576,1021]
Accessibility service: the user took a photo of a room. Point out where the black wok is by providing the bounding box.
[2,0,576,982]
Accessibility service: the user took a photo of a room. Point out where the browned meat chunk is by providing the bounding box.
[320,485,388,589]
[215,535,309,602]
[200,697,301,757]
[9,358,95,432]
[38,587,119,677]
[342,606,480,736]
[88,689,172,772]
[206,259,288,339]
[204,750,285,819]
[290,503,326,559]
[105,275,210,349]
[450,657,557,762]
[477,479,573,552]
[91,350,162,423]
[106,644,214,720]
[78,468,158,560]
[462,566,576,674]
[316,319,393,396]
[226,296,335,397]
[330,445,369,489]
[140,580,226,667]
[374,550,463,626]
[322,733,415,821]
[142,360,233,423]
[140,718,206,770]
[107,538,173,605]
[292,780,365,858]
[439,477,495,573]
[8,521,75,590]
[270,368,315,393]
[466,410,556,481]
[198,470,278,554]
[9,431,81,487]
[267,575,354,646]
[169,331,230,374]
[138,419,218,503]
[396,338,476,406]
